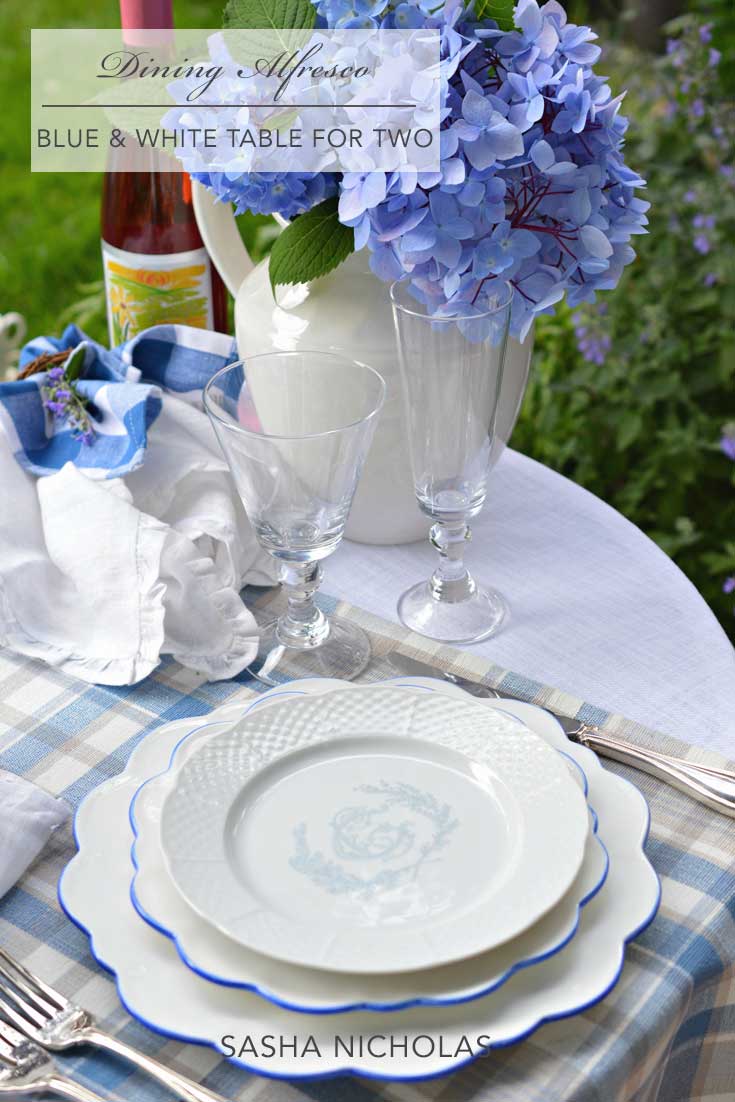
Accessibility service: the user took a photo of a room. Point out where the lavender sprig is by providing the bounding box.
[40,349,95,446]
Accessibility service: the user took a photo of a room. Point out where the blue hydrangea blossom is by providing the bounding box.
[195,0,648,338]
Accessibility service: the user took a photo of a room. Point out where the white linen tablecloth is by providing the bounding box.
[333,448,735,755]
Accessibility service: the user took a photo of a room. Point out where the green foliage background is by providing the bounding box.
[2,1,733,641]
[513,11,735,639]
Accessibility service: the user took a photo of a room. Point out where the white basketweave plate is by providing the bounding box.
[59,678,660,1082]
[157,688,590,974]
[130,696,608,1013]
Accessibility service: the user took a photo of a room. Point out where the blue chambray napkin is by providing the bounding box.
[0,323,238,479]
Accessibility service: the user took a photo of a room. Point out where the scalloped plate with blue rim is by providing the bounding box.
[58,677,660,1082]
[129,688,608,1012]
[156,686,590,974]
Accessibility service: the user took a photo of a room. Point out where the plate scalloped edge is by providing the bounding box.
[57,680,661,1084]
[127,688,610,1015]
[154,686,591,974]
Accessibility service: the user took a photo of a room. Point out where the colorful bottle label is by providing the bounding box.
[101,240,214,346]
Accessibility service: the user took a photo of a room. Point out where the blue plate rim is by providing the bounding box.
[126,687,607,1014]
[57,684,661,1083]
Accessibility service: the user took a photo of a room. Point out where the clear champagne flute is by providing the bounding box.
[203,351,385,685]
[390,281,512,643]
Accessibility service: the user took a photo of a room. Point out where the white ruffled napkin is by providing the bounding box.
[0,772,70,899]
[0,390,276,685]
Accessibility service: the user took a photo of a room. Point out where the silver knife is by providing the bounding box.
[384,655,735,818]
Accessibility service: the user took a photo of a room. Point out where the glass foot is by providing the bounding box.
[397,579,508,644]
[247,614,372,687]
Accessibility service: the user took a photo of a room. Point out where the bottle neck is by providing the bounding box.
[120,0,174,46]
[120,0,173,29]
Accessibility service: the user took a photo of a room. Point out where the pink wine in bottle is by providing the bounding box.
[101,0,228,345]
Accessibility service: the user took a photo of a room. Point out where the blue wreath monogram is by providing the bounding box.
[289,780,459,896]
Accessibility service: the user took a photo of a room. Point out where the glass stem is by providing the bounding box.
[276,561,330,649]
[428,520,476,604]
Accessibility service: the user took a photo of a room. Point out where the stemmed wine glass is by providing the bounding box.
[203,351,385,685]
[390,281,513,644]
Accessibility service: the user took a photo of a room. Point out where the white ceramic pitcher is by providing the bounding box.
[193,183,533,545]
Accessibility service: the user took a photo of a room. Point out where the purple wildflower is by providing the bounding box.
[721,433,735,461]
[699,23,713,44]
[704,272,717,287]
[694,234,711,254]
[572,307,610,365]
[40,363,96,445]
[723,578,735,594]
[709,48,721,68]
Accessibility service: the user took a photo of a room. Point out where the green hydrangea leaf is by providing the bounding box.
[223,0,316,31]
[223,0,317,67]
[260,107,300,133]
[269,198,355,293]
[474,0,516,32]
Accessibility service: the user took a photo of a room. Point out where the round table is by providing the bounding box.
[332,448,735,756]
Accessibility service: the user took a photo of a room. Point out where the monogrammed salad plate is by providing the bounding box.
[129,688,608,1012]
[157,687,590,973]
[59,678,660,1082]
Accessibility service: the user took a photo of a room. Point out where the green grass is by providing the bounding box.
[1,0,225,342]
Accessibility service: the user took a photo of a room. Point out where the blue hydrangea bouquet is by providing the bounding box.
[194,0,648,339]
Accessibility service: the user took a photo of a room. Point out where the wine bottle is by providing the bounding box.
[101,0,228,345]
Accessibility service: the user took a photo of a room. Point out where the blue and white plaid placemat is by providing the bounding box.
[1,594,733,1102]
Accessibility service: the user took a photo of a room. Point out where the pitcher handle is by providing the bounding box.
[192,181,254,297]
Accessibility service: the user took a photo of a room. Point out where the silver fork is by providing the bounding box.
[0,1018,105,1101]
[0,950,227,1102]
